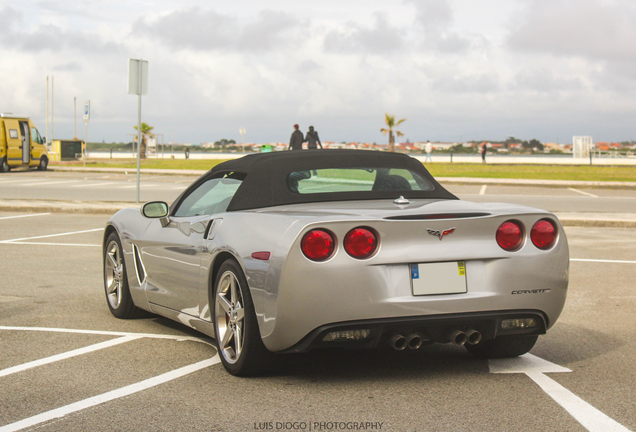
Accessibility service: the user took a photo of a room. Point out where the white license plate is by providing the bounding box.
[410,261,467,296]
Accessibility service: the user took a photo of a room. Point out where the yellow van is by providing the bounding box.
[0,114,49,172]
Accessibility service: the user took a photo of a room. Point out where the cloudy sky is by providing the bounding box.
[1,0,635,144]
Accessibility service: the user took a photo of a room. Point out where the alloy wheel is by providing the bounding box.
[215,270,245,364]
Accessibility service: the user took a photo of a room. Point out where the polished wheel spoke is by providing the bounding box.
[230,277,238,305]
[220,323,233,350]
[234,305,244,321]
[216,293,232,315]
[234,324,242,358]
[107,279,118,295]
[107,251,118,269]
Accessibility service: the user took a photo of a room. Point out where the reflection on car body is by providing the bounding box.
[102,150,569,376]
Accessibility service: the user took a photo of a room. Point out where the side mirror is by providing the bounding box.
[141,201,171,227]
[141,201,169,218]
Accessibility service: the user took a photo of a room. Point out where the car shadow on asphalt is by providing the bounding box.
[267,344,486,380]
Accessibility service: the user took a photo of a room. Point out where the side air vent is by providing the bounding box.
[132,244,147,284]
[384,212,491,221]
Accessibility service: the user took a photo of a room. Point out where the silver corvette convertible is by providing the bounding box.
[103,150,569,376]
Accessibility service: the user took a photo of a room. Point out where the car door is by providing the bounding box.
[19,121,30,164]
[4,120,22,164]
[140,175,243,316]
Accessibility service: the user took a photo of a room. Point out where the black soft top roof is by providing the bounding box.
[172,150,457,213]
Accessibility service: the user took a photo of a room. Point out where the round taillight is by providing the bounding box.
[344,227,378,259]
[531,220,556,250]
[301,229,335,261]
[496,221,523,251]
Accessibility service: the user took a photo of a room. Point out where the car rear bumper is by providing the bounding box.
[280,309,547,353]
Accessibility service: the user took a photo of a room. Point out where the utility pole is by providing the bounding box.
[46,77,49,146]
[74,96,77,139]
[128,59,148,204]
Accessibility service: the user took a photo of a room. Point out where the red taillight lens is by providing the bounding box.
[344,227,378,259]
[531,220,556,249]
[301,229,335,261]
[496,221,523,251]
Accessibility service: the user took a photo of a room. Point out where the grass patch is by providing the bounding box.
[423,163,636,182]
[51,158,636,182]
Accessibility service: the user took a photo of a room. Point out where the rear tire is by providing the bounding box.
[37,156,48,171]
[464,335,538,359]
[212,259,274,376]
[103,232,147,319]
[0,157,9,173]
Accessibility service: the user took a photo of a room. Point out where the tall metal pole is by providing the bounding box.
[74,96,77,139]
[84,122,88,168]
[46,77,49,146]
[136,67,142,204]
[51,76,54,145]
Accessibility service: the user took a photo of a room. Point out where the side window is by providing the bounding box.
[31,127,43,144]
[9,129,18,139]
[174,177,242,217]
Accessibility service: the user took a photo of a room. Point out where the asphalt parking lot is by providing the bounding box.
[1,211,635,431]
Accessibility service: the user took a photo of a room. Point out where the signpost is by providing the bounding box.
[128,59,148,203]
[239,127,246,153]
[83,100,90,168]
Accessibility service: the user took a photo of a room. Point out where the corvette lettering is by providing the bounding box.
[511,289,551,294]
[427,227,455,240]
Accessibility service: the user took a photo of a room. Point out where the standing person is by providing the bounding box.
[289,124,304,150]
[305,126,322,150]
[481,143,487,163]
[424,141,432,162]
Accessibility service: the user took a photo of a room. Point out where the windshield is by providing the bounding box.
[287,168,434,194]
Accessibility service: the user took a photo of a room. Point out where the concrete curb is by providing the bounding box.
[1,200,634,228]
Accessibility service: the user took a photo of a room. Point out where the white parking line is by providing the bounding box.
[0,326,213,344]
[0,179,38,184]
[571,258,636,264]
[0,336,142,378]
[526,371,630,432]
[0,228,103,244]
[1,241,100,247]
[29,180,80,186]
[479,185,487,195]
[0,357,220,432]
[70,182,118,188]
[568,188,599,198]
[0,213,50,220]
[490,354,631,432]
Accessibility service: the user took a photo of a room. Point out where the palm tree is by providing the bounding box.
[133,122,154,159]
[381,114,406,152]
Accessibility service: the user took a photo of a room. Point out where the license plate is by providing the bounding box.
[411,261,467,296]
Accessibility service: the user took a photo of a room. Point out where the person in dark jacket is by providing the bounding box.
[305,126,322,149]
[481,143,487,163]
[289,124,304,150]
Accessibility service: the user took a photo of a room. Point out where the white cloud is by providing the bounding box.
[0,1,634,144]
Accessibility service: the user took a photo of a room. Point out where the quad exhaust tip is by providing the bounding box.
[447,329,482,346]
[465,328,482,345]
[389,333,428,350]
[389,333,407,350]
[406,333,424,350]
[389,330,481,350]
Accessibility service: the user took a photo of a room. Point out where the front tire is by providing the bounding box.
[464,335,538,359]
[37,156,48,171]
[0,157,9,173]
[103,232,146,319]
[212,259,273,376]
